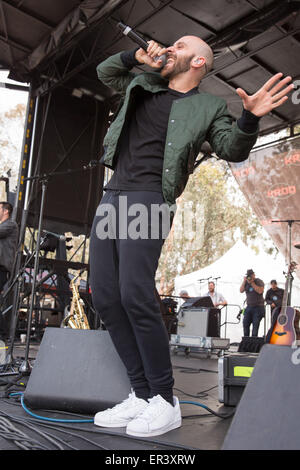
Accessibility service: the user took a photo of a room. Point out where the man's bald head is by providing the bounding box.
[178,35,214,74]
[161,35,214,82]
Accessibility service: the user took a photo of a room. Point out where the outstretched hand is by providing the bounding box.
[236,73,294,117]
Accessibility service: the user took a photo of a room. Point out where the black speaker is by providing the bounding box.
[24,328,131,415]
[238,336,265,353]
[207,308,220,337]
[222,344,300,450]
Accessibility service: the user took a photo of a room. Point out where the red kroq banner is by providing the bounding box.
[230,135,300,279]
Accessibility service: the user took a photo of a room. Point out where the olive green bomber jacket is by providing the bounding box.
[97,52,258,206]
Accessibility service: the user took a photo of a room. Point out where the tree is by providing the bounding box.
[0,103,26,189]
[156,159,261,294]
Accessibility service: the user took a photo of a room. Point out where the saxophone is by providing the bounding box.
[62,277,90,329]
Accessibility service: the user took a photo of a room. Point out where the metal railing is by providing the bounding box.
[219,303,300,341]
[218,304,242,339]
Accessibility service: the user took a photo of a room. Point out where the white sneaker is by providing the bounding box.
[126,395,182,437]
[94,391,148,428]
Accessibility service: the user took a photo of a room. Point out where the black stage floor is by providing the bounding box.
[0,341,234,452]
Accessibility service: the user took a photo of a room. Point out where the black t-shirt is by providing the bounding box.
[245,278,265,307]
[105,86,199,192]
[265,287,284,308]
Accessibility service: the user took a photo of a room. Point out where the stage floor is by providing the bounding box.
[0,341,234,451]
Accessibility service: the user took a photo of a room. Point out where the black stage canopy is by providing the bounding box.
[1,0,300,234]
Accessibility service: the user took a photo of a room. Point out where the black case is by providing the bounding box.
[218,353,258,406]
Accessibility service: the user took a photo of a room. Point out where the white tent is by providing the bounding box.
[174,240,300,343]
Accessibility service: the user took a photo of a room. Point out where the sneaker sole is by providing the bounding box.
[94,417,131,428]
[126,418,182,437]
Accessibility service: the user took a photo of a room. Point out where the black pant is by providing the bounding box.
[0,268,8,292]
[89,190,174,403]
[243,305,265,337]
[0,268,9,340]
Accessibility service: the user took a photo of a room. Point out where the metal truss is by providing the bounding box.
[33,0,175,97]
[28,0,300,137]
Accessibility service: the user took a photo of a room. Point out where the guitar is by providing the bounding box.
[270,262,297,346]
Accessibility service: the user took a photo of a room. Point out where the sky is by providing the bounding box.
[0,70,28,113]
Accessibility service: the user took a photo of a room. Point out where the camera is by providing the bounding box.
[246,269,254,281]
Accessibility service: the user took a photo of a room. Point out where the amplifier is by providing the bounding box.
[177,307,220,337]
[218,353,258,406]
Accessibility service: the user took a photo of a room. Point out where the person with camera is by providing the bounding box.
[240,269,265,337]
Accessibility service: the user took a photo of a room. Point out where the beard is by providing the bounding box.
[160,54,194,80]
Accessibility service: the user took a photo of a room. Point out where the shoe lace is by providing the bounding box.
[111,392,136,413]
[136,395,166,420]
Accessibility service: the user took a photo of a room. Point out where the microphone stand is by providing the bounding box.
[19,177,48,374]
[198,277,211,296]
[1,248,43,372]
[4,161,100,375]
[271,219,300,306]
[212,276,221,292]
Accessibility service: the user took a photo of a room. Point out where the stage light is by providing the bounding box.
[72,88,83,98]
[80,87,93,96]
[95,94,105,102]
[71,87,105,102]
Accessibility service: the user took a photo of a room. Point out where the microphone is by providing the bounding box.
[42,230,66,241]
[198,277,212,282]
[117,22,167,66]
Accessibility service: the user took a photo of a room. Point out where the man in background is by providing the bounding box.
[240,269,265,337]
[179,290,190,301]
[265,279,284,317]
[0,202,18,341]
[206,281,227,308]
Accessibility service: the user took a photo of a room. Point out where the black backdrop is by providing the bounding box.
[25,86,109,236]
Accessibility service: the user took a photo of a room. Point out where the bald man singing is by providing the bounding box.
[90,35,293,437]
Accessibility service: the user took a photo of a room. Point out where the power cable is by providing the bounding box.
[0,415,52,450]
[19,394,94,424]
[173,365,218,374]
[179,400,235,419]
[5,394,197,450]
[3,392,234,450]
[174,384,218,399]
[0,405,107,450]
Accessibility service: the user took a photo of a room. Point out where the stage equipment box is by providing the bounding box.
[177,307,220,337]
[218,353,258,406]
[170,334,230,351]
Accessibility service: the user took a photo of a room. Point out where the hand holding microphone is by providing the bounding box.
[136,40,168,68]
[117,22,167,68]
